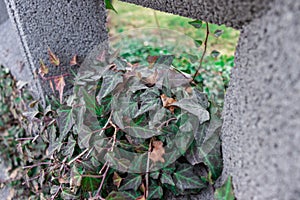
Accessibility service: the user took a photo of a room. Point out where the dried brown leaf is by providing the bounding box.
[48,48,60,66]
[70,55,78,66]
[38,59,49,77]
[149,141,165,163]
[143,69,158,86]
[160,94,177,114]
[54,75,66,104]
[49,80,55,93]
[136,196,146,200]
[113,172,122,188]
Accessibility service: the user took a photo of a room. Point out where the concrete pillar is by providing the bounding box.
[4,0,108,101]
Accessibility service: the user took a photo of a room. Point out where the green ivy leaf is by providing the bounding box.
[173,164,206,191]
[160,172,175,186]
[188,20,203,29]
[211,50,220,58]
[97,72,123,101]
[70,165,82,187]
[119,174,142,191]
[106,191,127,200]
[61,188,78,199]
[150,171,160,179]
[214,29,224,38]
[214,176,235,200]
[124,124,162,139]
[78,124,93,149]
[62,135,76,159]
[154,55,175,67]
[47,125,62,156]
[172,98,210,124]
[57,106,74,140]
[148,183,163,199]
[194,40,203,47]
[186,133,223,181]
[104,0,118,14]
[81,176,101,192]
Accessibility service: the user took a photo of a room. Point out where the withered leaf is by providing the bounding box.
[142,69,158,86]
[48,48,60,66]
[113,172,122,188]
[70,55,78,66]
[136,196,146,200]
[149,141,165,163]
[38,59,49,77]
[54,75,66,104]
[49,80,55,93]
[160,94,177,113]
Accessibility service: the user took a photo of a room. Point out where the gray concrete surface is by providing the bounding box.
[4,0,108,101]
[221,0,300,199]
[0,158,10,200]
[0,0,8,24]
[120,0,273,30]
[0,20,29,81]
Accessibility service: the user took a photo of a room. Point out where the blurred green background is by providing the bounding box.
[107,1,240,105]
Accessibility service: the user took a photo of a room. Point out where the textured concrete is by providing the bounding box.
[221,0,300,199]
[120,0,273,29]
[4,0,108,101]
[0,158,10,200]
[0,0,8,24]
[0,20,30,81]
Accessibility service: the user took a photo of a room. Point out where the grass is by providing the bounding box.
[107,1,240,105]
[107,0,240,56]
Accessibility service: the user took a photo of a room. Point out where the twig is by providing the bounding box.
[81,174,103,178]
[51,184,62,200]
[95,165,109,198]
[84,147,94,159]
[94,119,118,199]
[192,22,210,80]
[99,112,113,136]
[157,117,177,130]
[145,140,153,199]
[42,73,70,81]
[15,137,35,141]
[23,162,51,169]
[67,148,89,165]
[109,120,118,151]
[153,11,164,46]
[99,161,108,175]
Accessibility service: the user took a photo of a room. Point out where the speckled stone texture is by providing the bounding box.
[4,0,108,101]
[0,0,8,24]
[221,0,300,199]
[120,0,272,30]
[0,20,29,81]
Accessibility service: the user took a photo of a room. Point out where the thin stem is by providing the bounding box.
[23,162,51,169]
[153,11,164,46]
[157,117,177,130]
[95,164,109,199]
[42,73,70,81]
[145,139,153,199]
[81,174,103,178]
[109,120,118,152]
[193,22,210,81]
[99,112,113,136]
[67,148,89,165]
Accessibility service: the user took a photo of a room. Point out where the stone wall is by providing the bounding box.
[0,0,8,24]
[221,0,300,199]
[4,0,108,102]
[120,0,272,30]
